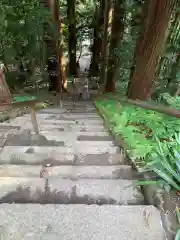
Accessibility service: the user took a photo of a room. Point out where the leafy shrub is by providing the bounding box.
[142,133,180,192]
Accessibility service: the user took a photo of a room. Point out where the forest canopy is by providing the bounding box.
[0,0,179,102]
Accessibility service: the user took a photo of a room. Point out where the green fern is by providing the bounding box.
[95,98,180,163]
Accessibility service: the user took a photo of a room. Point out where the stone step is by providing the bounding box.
[2,122,106,132]
[59,100,93,104]
[43,107,97,112]
[1,128,115,138]
[0,146,123,165]
[0,178,144,204]
[37,110,98,114]
[39,109,97,114]
[76,153,125,166]
[35,113,100,119]
[4,132,114,146]
[75,140,114,146]
[40,104,95,109]
[59,103,95,108]
[76,135,113,141]
[0,204,165,239]
[34,120,103,126]
[5,133,65,147]
[0,165,132,179]
[0,145,119,160]
[20,116,102,122]
[13,117,103,125]
[0,125,20,130]
[2,130,111,138]
[20,131,110,143]
[40,130,110,137]
[38,124,106,132]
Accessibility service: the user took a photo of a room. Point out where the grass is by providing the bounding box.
[94,96,180,163]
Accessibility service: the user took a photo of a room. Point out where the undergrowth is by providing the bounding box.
[95,98,180,163]
[158,93,180,109]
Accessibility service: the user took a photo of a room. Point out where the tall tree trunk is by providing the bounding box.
[99,0,110,85]
[127,0,175,101]
[130,0,146,79]
[42,0,67,92]
[67,0,77,76]
[55,0,67,91]
[90,0,105,76]
[105,0,125,92]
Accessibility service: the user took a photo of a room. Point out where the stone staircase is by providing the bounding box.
[0,100,165,239]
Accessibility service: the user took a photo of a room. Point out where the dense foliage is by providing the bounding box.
[1,0,179,97]
[0,0,49,86]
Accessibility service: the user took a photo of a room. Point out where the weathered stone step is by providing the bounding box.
[21,116,102,122]
[40,131,111,141]
[40,105,95,110]
[1,122,106,132]
[36,120,104,126]
[74,153,124,165]
[1,129,110,138]
[0,145,119,161]
[5,133,65,146]
[0,149,123,165]
[0,147,122,165]
[59,100,93,104]
[0,204,165,239]
[12,117,103,125]
[4,134,114,146]
[39,108,97,114]
[0,125,20,130]
[0,178,143,204]
[59,104,94,108]
[75,141,115,146]
[37,110,98,115]
[4,132,114,146]
[0,165,132,179]
[9,120,104,128]
[24,131,111,143]
[42,130,109,136]
[35,113,101,120]
[38,124,106,132]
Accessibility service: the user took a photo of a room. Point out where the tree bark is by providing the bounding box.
[55,0,67,91]
[99,0,110,85]
[67,0,77,76]
[129,0,145,79]
[90,0,105,76]
[41,0,67,92]
[105,0,125,92]
[127,0,175,101]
